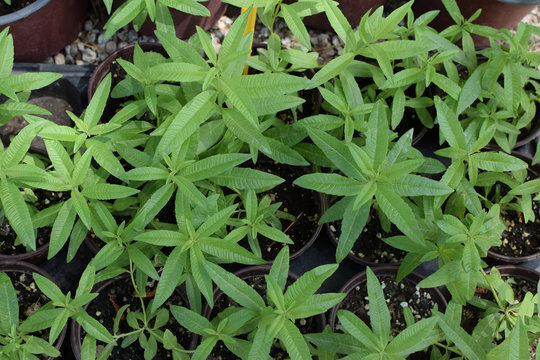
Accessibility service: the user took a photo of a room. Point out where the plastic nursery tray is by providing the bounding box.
[9,64,540,359]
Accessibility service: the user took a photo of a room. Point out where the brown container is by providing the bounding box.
[412,0,536,45]
[138,0,227,39]
[0,0,88,62]
[303,0,386,31]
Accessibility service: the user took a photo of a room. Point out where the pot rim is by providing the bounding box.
[0,242,50,264]
[0,260,67,360]
[0,0,50,25]
[487,264,540,283]
[328,266,448,330]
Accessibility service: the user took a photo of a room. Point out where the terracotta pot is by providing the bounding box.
[139,0,227,39]
[112,0,227,39]
[486,151,540,264]
[328,266,448,330]
[202,265,326,359]
[0,0,88,62]
[88,42,166,102]
[70,274,196,359]
[0,260,67,360]
[411,0,537,46]
[303,0,387,31]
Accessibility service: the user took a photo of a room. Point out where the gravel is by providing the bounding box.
[43,1,540,66]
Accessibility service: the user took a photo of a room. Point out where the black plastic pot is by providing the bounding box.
[0,0,88,62]
[0,260,67,360]
[484,111,540,152]
[0,241,50,265]
[202,265,326,360]
[328,266,448,330]
[70,273,196,360]
[486,151,540,265]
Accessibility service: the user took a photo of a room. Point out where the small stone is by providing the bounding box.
[118,41,128,50]
[82,49,97,63]
[400,301,408,308]
[128,29,138,43]
[43,56,54,64]
[105,41,117,53]
[54,53,66,65]
[65,55,74,64]
[96,311,101,316]
[87,33,96,43]
[76,60,85,65]
[84,20,93,32]
[259,27,269,38]
[97,33,105,45]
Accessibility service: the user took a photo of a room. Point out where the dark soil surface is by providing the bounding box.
[82,276,192,359]
[0,190,68,255]
[493,200,540,258]
[0,0,35,15]
[337,275,437,360]
[5,270,56,359]
[209,274,321,359]
[330,213,406,265]
[240,161,321,261]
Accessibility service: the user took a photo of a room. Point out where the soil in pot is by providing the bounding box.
[79,276,193,359]
[335,274,441,360]
[0,190,69,256]
[208,273,322,360]
[239,160,323,262]
[328,212,407,265]
[0,0,36,15]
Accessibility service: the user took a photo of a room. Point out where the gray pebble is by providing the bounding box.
[97,33,105,45]
[82,48,97,63]
[105,41,117,53]
[87,33,96,43]
[118,41,128,49]
[128,29,138,43]
[84,20,93,32]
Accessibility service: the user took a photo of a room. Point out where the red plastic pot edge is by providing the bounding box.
[486,151,540,265]
[0,0,49,24]
[0,260,67,360]
[69,273,196,360]
[328,266,449,330]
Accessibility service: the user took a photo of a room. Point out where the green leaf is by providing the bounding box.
[471,152,528,172]
[149,62,207,82]
[279,319,312,360]
[48,199,76,259]
[293,173,363,196]
[365,102,388,170]
[74,310,114,343]
[281,4,311,49]
[128,246,159,280]
[389,174,453,196]
[85,74,111,128]
[434,96,466,150]
[269,246,289,291]
[81,335,97,360]
[312,53,355,86]
[0,180,35,250]
[33,273,64,303]
[198,239,264,264]
[0,273,18,332]
[284,264,337,308]
[212,167,284,190]
[435,312,486,360]
[151,247,186,313]
[157,90,216,157]
[386,318,438,356]
[336,201,370,263]
[190,247,214,306]
[222,108,271,154]
[457,66,483,114]
[82,184,139,200]
[103,0,145,38]
[72,189,92,230]
[160,0,210,16]
[205,262,265,311]
[338,309,381,351]
[229,73,314,98]
[307,128,364,179]
[170,305,213,335]
[375,184,422,242]
[366,267,390,344]
[362,40,435,60]
[182,154,250,182]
